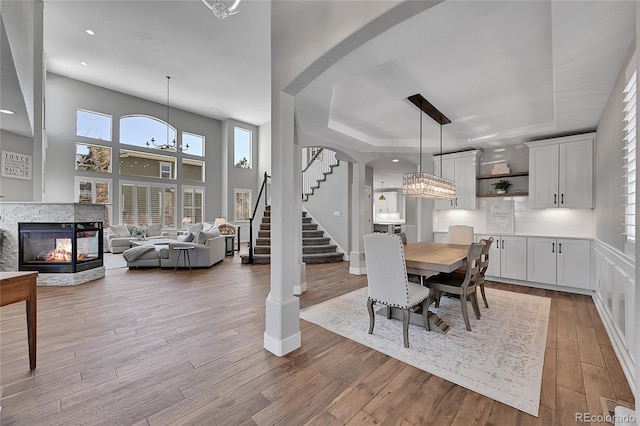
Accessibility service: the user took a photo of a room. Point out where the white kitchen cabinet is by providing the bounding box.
[433,232,448,243]
[433,150,480,210]
[527,237,591,289]
[476,235,526,280]
[526,134,594,209]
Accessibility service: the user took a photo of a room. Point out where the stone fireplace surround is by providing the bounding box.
[0,203,106,286]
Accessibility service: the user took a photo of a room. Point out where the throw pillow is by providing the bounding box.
[177,232,194,242]
[110,224,131,238]
[195,229,220,245]
[146,224,163,237]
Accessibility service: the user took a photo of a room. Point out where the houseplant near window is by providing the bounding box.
[492,179,512,194]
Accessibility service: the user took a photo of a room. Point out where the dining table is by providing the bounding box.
[378,242,471,334]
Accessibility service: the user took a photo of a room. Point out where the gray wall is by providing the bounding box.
[595,46,635,251]
[0,130,34,200]
[304,159,350,253]
[45,73,225,223]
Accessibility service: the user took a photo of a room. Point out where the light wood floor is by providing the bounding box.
[0,253,634,425]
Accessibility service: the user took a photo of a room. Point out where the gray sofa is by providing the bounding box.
[105,224,165,253]
[125,235,225,269]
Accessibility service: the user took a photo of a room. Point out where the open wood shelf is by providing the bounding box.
[476,171,529,180]
[477,192,528,198]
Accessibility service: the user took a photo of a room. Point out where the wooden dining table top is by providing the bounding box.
[403,242,470,274]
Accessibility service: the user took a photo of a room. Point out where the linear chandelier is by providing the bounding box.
[201,0,244,19]
[146,76,188,153]
[402,94,456,199]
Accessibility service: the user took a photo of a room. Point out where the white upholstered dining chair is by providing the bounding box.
[363,233,431,348]
[447,225,474,244]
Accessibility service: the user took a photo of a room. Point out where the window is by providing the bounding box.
[159,162,173,179]
[182,158,205,182]
[121,182,176,227]
[182,132,205,157]
[623,68,636,255]
[75,143,112,173]
[76,109,112,141]
[234,127,252,169]
[120,115,176,151]
[183,187,204,225]
[75,177,112,227]
[119,149,176,180]
[234,189,252,221]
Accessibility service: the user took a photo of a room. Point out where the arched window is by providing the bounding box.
[120,115,177,151]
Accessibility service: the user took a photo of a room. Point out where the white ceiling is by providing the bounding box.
[1,1,636,190]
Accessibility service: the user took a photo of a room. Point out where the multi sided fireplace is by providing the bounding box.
[19,222,103,273]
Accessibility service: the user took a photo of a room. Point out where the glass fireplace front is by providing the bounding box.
[19,222,103,273]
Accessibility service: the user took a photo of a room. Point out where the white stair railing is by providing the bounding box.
[302,148,339,201]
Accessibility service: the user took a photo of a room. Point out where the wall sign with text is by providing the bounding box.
[2,150,32,180]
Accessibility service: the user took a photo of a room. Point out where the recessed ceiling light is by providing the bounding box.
[392,159,399,163]
[0,109,15,115]
[85,29,95,35]
[80,61,88,66]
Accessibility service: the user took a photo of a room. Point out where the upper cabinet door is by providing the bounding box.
[454,154,478,210]
[528,144,559,208]
[433,157,456,210]
[433,151,480,210]
[558,139,594,208]
[526,133,595,209]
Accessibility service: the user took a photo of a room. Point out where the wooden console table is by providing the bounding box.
[0,271,38,370]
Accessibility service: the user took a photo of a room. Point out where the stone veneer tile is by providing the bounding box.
[0,203,105,285]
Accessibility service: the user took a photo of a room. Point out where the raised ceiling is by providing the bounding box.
[2,1,636,162]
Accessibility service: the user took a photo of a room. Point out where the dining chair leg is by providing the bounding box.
[434,290,441,308]
[480,284,489,308]
[402,308,410,348]
[470,292,481,319]
[421,299,430,331]
[386,305,392,319]
[460,296,472,331]
[367,298,375,334]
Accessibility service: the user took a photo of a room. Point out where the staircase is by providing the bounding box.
[241,205,344,264]
[302,148,339,202]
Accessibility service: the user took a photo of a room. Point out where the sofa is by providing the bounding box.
[124,232,225,269]
[105,224,165,253]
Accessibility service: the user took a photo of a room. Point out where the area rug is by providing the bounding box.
[103,253,127,270]
[300,287,550,416]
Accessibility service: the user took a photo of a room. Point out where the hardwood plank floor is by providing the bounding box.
[0,253,634,425]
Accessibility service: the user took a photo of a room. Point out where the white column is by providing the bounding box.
[349,162,368,275]
[264,91,301,356]
[294,130,307,295]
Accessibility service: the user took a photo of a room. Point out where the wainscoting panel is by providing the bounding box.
[593,240,636,394]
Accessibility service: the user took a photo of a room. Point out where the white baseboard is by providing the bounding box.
[263,331,301,356]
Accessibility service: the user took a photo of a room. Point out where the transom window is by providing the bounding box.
[76,109,112,141]
[120,115,177,151]
[182,132,205,157]
[234,127,252,169]
[75,143,112,173]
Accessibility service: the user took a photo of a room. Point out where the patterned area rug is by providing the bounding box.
[300,287,550,416]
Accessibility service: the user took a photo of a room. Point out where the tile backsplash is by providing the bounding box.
[434,198,594,238]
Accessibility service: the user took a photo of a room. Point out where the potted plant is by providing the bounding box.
[492,179,512,194]
[132,226,146,240]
